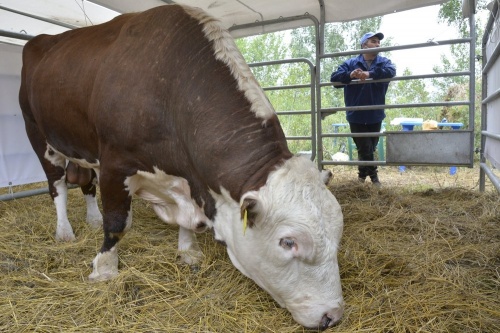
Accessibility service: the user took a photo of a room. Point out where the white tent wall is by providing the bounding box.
[484,11,500,169]
[0,43,46,188]
[479,0,500,193]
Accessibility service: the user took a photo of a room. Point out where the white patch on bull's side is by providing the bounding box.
[84,194,103,229]
[46,144,100,169]
[53,177,76,241]
[125,167,211,232]
[44,144,66,169]
[89,246,119,282]
[181,5,275,121]
[210,156,345,329]
[209,187,240,244]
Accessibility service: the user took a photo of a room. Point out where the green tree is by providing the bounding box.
[233,4,490,155]
[433,0,487,87]
[236,32,316,153]
[432,0,489,148]
[385,68,432,129]
[235,32,288,86]
[235,18,385,154]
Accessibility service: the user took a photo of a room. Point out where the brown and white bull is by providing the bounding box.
[19,4,344,329]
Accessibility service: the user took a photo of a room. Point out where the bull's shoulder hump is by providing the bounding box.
[179,4,275,121]
[23,34,60,56]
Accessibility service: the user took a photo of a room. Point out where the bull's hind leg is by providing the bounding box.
[22,117,76,241]
[51,172,76,241]
[89,171,132,281]
[66,163,103,229]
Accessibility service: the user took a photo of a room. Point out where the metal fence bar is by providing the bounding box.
[324,71,470,87]
[321,160,386,167]
[0,5,77,29]
[482,32,500,74]
[249,57,317,159]
[323,132,384,138]
[322,38,471,59]
[0,187,49,201]
[0,29,33,40]
[481,86,500,104]
[317,34,475,170]
[480,162,500,193]
[0,184,78,202]
[322,101,470,114]
[481,130,500,140]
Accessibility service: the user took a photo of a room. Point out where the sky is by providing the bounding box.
[378,4,491,75]
[379,5,459,75]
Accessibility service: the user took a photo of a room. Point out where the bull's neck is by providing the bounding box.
[237,149,293,199]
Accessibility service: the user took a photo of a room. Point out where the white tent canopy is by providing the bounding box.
[1,0,448,43]
[1,0,452,188]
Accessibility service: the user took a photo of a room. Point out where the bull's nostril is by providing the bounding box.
[320,314,332,331]
[195,221,207,232]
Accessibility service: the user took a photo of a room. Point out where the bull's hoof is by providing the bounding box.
[86,215,103,229]
[89,248,119,282]
[55,230,76,242]
[177,249,203,266]
[194,220,209,233]
[85,195,103,228]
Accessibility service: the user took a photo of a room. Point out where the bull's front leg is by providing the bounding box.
[89,173,132,282]
[52,176,76,241]
[177,226,203,265]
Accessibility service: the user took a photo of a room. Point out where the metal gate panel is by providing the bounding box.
[385,131,472,165]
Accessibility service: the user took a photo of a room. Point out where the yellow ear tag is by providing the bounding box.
[243,209,248,235]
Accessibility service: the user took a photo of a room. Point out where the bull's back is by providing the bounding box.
[20,5,291,197]
[19,6,211,161]
[19,13,136,160]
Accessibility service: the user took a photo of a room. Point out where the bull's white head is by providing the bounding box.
[212,156,344,330]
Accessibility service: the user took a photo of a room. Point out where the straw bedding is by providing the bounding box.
[0,166,499,332]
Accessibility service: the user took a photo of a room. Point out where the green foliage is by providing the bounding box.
[433,0,488,148]
[234,3,488,157]
[438,0,488,36]
[384,68,434,131]
[235,33,288,86]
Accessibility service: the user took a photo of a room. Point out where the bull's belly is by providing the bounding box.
[125,167,211,232]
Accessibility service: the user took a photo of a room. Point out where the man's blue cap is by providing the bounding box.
[360,32,384,46]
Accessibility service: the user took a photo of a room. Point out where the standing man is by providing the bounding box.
[330,32,396,187]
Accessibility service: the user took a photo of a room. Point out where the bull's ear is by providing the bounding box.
[320,169,333,185]
[240,192,260,228]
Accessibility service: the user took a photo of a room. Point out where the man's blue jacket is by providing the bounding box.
[330,54,396,124]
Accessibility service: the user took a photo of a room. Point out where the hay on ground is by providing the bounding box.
[0,166,499,332]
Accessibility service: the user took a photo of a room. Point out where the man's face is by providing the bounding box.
[364,37,381,49]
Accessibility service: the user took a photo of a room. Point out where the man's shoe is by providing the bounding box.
[370,176,382,188]
[358,177,366,183]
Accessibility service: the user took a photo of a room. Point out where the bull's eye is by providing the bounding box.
[279,237,295,249]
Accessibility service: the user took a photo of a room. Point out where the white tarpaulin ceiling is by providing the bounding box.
[1,0,449,44]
